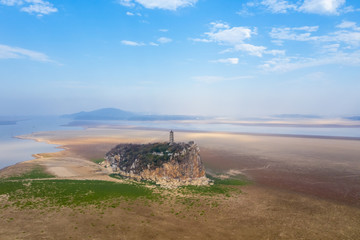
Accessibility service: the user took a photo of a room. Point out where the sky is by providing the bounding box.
[0,0,359,117]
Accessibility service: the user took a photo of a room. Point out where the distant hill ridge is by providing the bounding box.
[345,116,360,121]
[62,108,200,121]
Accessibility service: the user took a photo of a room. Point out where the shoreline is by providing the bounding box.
[2,126,360,239]
[1,126,360,207]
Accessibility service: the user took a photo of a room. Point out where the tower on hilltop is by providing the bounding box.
[169,130,174,144]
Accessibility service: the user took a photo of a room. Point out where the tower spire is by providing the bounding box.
[169,130,174,144]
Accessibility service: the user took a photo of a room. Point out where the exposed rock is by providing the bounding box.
[105,142,209,187]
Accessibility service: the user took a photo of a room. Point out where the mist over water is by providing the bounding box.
[69,120,360,138]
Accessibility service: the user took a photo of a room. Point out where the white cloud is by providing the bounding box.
[192,75,252,84]
[234,43,266,57]
[299,0,345,15]
[0,0,21,6]
[189,38,212,43]
[336,20,360,31]
[206,25,254,45]
[0,44,52,62]
[270,26,319,41]
[232,43,285,57]
[118,0,135,7]
[270,23,360,46]
[260,0,297,13]
[322,44,340,53]
[157,37,172,44]
[0,0,57,16]
[118,0,198,10]
[242,0,353,15]
[193,21,283,57]
[159,29,168,32]
[121,40,145,46]
[210,21,230,30]
[261,51,360,72]
[126,11,141,16]
[211,58,239,64]
[149,42,159,46]
[323,30,360,46]
[121,38,172,47]
[21,0,57,16]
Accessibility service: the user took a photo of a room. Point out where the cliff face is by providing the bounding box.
[105,142,209,187]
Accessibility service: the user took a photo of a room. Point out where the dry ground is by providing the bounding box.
[1,127,360,239]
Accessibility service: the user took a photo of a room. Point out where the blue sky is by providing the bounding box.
[0,0,359,117]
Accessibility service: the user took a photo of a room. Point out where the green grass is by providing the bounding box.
[0,179,157,208]
[179,184,229,196]
[179,174,248,196]
[6,165,55,180]
[91,158,104,164]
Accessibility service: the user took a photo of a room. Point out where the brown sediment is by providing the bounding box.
[1,127,360,239]
[8,127,360,206]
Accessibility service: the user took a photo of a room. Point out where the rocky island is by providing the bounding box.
[104,134,209,187]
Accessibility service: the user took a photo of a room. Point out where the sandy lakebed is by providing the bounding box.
[1,126,360,239]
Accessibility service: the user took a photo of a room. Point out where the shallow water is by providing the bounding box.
[0,116,77,170]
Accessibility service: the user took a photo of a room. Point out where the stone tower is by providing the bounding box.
[169,130,174,144]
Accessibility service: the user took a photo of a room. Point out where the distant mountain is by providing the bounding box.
[62,108,200,121]
[345,116,360,121]
[62,108,136,120]
[272,114,321,119]
[0,120,17,125]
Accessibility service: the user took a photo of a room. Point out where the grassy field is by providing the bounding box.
[0,165,249,214]
[91,158,105,164]
[0,179,157,209]
[5,165,55,180]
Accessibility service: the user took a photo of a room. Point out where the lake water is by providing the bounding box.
[1,116,360,170]
[0,116,78,170]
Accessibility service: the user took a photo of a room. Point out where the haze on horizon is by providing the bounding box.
[0,0,359,118]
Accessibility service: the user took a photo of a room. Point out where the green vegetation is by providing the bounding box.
[6,165,55,180]
[0,165,248,211]
[206,174,249,186]
[0,179,157,209]
[179,174,248,196]
[91,158,104,164]
[179,184,229,196]
[107,142,188,170]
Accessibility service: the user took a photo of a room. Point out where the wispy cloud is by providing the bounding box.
[117,0,198,10]
[270,26,320,41]
[261,51,360,72]
[0,0,57,16]
[192,75,253,84]
[157,37,172,44]
[121,40,145,46]
[122,37,172,47]
[211,58,239,64]
[0,44,53,62]
[260,0,297,13]
[126,11,141,16]
[270,23,360,47]
[336,20,360,30]
[149,42,159,46]
[240,0,354,15]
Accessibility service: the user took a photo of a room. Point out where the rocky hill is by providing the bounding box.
[105,142,209,187]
